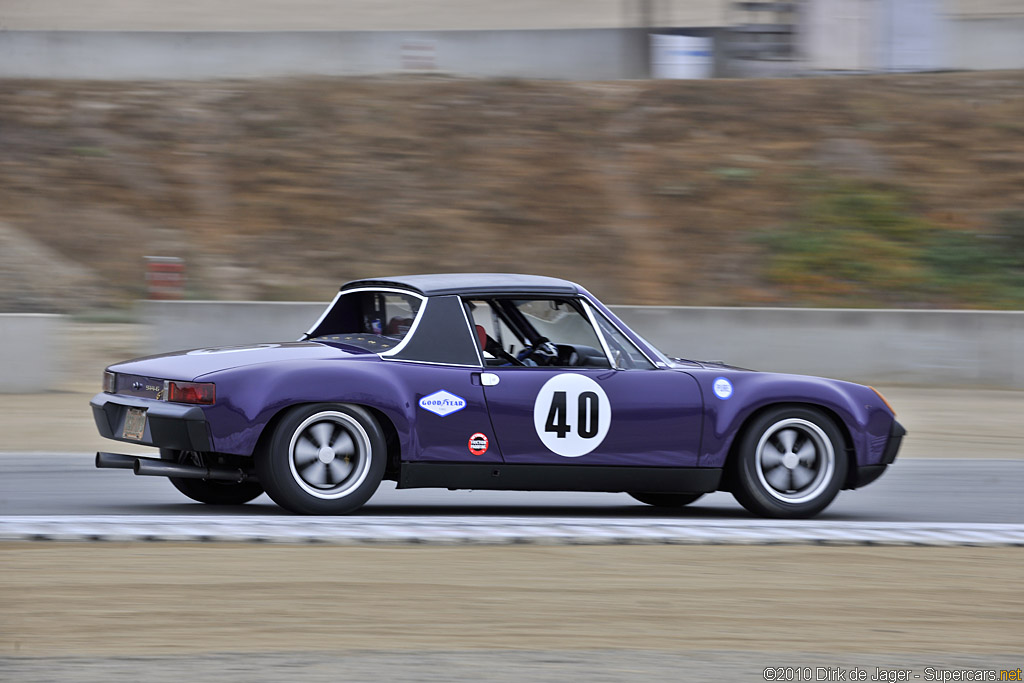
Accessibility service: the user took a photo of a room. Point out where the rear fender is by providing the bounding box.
[198,360,413,457]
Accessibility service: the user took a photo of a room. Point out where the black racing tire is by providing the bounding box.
[628,492,705,508]
[730,406,847,519]
[255,403,386,515]
[159,449,264,505]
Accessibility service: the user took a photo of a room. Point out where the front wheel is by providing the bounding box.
[159,449,264,505]
[628,492,704,508]
[256,403,386,515]
[730,406,847,518]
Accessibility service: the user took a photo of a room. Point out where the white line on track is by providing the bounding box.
[2,516,1023,546]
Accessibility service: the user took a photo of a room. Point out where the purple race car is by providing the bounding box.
[93,273,904,518]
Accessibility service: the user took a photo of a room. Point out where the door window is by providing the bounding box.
[465,297,611,369]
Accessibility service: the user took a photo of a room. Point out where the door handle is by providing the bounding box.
[472,372,500,387]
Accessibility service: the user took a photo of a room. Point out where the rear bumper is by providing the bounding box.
[853,419,906,489]
[91,393,212,452]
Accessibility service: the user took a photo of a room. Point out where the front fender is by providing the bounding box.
[687,370,896,470]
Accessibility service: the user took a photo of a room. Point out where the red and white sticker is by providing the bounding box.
[468,432,489,456]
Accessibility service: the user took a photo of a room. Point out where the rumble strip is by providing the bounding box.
[0,517,1022,547]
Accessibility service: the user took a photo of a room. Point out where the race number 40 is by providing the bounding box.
[533,374,611,457]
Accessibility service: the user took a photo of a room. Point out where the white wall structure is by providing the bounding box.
[0,314,65,393]
[0,0,732,32]
[946,0,1024,71]
[947,15,1024,70]
[803,0,877,70]
[801,0,1024,71]
[878,0,947,71]
[0,29,652,80]
[802,0,947,71]
[650,34,715,78]
[142,302,1024,389]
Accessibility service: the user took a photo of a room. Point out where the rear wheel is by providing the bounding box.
[256,403,386,515]
[159,449,264,505]
[731,406,847,518]
[628,492,704,508]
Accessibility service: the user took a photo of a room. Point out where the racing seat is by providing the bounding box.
[476,324,532,366]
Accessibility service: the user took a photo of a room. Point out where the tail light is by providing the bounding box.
[166,381,216,405]
[103,371,117,393]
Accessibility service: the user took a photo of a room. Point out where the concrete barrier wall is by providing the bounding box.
[613,306,1024,388]
[143,301,1024,388]
[0,29,651,80]
[0,314,65,393]
[143,301,327,354]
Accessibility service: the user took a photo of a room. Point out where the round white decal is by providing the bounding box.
[713,376,733,400]
[533,373,611,458]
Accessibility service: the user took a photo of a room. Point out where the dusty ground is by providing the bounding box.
[2,322,1023,456]
[1,544,1021,657]
[2,71,1024,312]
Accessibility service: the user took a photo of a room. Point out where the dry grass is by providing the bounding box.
[2,72,1023,310]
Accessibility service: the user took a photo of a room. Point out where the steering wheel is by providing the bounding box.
[518,337,559,366]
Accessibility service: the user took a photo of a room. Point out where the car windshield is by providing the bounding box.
[308,290,422,352]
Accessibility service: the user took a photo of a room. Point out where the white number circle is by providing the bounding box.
[533,373,611,457]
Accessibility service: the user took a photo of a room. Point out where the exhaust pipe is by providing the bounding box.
[96,451,144,470]
[96,451,255,483]
[133,457,255,484]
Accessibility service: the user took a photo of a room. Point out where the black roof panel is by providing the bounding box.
[341,273,580,297]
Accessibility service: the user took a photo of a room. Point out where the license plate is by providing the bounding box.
[122,407,147,441]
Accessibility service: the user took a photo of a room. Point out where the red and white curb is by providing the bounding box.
[1,516,1022,546]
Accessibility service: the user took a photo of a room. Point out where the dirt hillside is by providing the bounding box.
[1,71,1023,311]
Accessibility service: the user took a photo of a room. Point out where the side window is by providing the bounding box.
[594,313,655,370]
[515,299,604,350]
[466,298,612,369]
[306,290,422,352]
[362,292,421,338]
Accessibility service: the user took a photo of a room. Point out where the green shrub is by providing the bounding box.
[760,182,1024,308]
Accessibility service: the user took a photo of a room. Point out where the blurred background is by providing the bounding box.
[1,0,1023,314]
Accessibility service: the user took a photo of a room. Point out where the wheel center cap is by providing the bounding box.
[782,453,800,470]
[317,446,336,464]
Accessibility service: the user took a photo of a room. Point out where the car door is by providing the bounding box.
[400,363,503,463]
[469,296,703,467]
[480,366,702,467]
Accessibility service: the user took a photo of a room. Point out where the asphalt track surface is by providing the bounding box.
[1,453,1021,523]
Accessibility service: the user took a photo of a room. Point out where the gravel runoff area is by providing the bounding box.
[1,544,1021,679]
